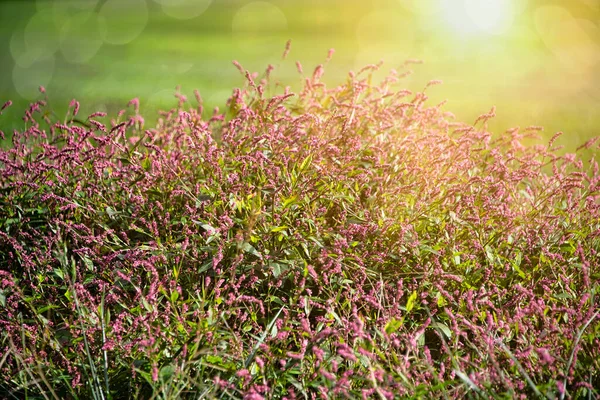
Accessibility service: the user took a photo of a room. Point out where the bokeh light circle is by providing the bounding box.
[154,0,213,20]
[534,6,600,71]
[10,12,61,68]
[398,0,443,16]
[232,2,288,56]
[10,22,41,68]
[60,11,107,64]
[50,0,99,28]
[12,55,55,100]
[464,0,514,35]
[100,0,149,44]
[439,0,515,36]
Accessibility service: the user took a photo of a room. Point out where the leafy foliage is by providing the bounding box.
[0,55,599,399]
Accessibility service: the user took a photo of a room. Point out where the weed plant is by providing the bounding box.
[0,51,599,399]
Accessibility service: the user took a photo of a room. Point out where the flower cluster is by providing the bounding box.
[0,57,599,399]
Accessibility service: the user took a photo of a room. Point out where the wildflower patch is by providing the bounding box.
[0,58,599,399]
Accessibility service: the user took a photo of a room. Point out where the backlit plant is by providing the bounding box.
[0,50,599,399]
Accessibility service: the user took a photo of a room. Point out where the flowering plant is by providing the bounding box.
[0,54,599,399]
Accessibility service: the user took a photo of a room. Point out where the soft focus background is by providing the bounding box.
[0,0,599,153]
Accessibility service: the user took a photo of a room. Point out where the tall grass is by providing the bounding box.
[0,52,599,399]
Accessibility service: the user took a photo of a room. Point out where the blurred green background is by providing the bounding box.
[0,0,599,154]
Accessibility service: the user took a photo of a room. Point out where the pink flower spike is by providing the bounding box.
[89,112,107,118]
[69,99,80,116]
[151,365,158,382]
[0,100,12,114]
[128,97,140,113]
[236,369,250,378]
[326,48,335,62]
[232,60,244,74]
[282,39,292,60]
[425,79,443,89]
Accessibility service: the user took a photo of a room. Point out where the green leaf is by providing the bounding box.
[453,254,461,266]
[553,292,574,300]
[70,258,77,282]
[198,260,212,274]
[199,223,216,233]
[270,225,288,233]
[241,242,261,258]
[205,355,223,365]
[37,304,59,314]
[81,256,94,271]
[270,321,279,337]
[105,206,118,219]
[3,218,19,229]
[141,157,151,171]
[406,290,418,313]
[159,365,175,382]
[53,268,65,281]
[437,294,447,308]
[300,242,310,258]
[308,236,324,248]
[419,244,440,256]
[299,154,312,171]
[142,298,153,312]
[485,245,495,264]
[328,310,343,325]
[269,295,284,306]
[385,318,403,335]
[270,262,289,278]
[430,322,452,339]
[282,196,297,209]
[511,262,527,279]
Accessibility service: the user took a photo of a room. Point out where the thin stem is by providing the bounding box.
[560,310,600,400]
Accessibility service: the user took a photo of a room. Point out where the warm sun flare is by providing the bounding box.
[442,0,514,36]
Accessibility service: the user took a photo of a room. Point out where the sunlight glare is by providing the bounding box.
[442,0,514,36]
